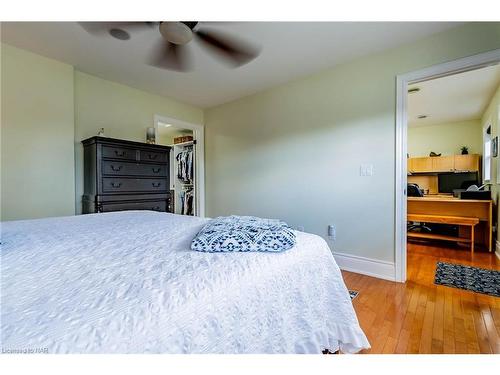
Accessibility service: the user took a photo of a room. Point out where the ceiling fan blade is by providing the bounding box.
[194,28,260,67]
[149,40,192,72]
[79,22,157,39]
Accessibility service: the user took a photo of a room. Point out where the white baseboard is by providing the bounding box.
[333,251,396,282]
[496,241,500,260]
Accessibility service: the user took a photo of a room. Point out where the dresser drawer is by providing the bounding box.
[100,200,167,212]
[102,161,167,177]
[102,145,137,161]
[139,150,167,163]
[102,177,167,193]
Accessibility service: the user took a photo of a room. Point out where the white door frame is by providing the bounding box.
[395,49,500,282]
[154,114,206,218]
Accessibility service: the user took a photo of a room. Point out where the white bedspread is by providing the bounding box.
[1,211,369,354]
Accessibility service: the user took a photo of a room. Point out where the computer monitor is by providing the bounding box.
[438,172,478,193]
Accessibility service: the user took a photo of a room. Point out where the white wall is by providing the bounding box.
[205,23,500,264]
[1,44,75,221]
[408,120,482,157]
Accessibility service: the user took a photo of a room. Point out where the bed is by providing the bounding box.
[1,211,369,354]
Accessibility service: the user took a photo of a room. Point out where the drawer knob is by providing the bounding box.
[148,154,158,160]
[152,182,161,187]
[111,165,123,172]
[152,206,160,211]
[111,182,122,188]
[115,150,126,157]
[152,167,161,173]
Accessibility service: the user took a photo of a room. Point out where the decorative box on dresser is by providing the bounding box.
[82,136,172,214]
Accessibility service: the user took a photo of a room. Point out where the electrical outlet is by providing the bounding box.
[328,225,336,240]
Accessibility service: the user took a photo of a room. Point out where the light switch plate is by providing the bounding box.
[360,163,374,176]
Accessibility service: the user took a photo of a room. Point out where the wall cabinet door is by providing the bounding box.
[432,156,455,172]
[409,157,433,173]
[454,154,480,172]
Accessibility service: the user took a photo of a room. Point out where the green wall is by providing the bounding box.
[74,72,203,214]
[1,44,75,221]
[1,44,204,220]
[408,120,483,158]
[204,23,500,263]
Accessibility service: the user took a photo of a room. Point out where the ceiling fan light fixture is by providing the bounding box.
[159,22,193,45]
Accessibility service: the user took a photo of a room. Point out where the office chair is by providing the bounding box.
[407,183,431,233]
[407,183,423,197]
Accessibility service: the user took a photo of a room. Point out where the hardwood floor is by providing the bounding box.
[342,241,500,354]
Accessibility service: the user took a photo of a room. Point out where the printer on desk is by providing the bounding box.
[453,183,492,200]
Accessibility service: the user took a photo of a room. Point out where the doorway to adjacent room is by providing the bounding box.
[395,49,500,283]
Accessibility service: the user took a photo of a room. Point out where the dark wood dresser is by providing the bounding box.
[82,136,172,214]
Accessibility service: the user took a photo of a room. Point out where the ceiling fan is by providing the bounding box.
[79,22,260,72]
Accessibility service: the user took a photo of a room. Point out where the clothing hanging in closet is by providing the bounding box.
[180,188,194,216]
[176,147,194,184]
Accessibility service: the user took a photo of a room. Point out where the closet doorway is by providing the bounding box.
[154,115,205,217]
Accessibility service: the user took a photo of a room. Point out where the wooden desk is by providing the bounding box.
[407,197,493,252]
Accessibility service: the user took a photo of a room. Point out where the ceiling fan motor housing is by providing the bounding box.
[159,22,193,45]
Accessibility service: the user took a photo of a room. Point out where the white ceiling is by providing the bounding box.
[408,64,500,127]
[1,22,462,108]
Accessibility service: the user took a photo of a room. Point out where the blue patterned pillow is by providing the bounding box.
[191,215,296,252]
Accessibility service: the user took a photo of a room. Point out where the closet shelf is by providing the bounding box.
[169,141,194,147]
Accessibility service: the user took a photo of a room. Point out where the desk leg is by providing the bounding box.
[488,202,492,252]
[471,225,475,254]
[488,222,492,252]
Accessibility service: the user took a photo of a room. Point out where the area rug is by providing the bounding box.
[434,262,500,297]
